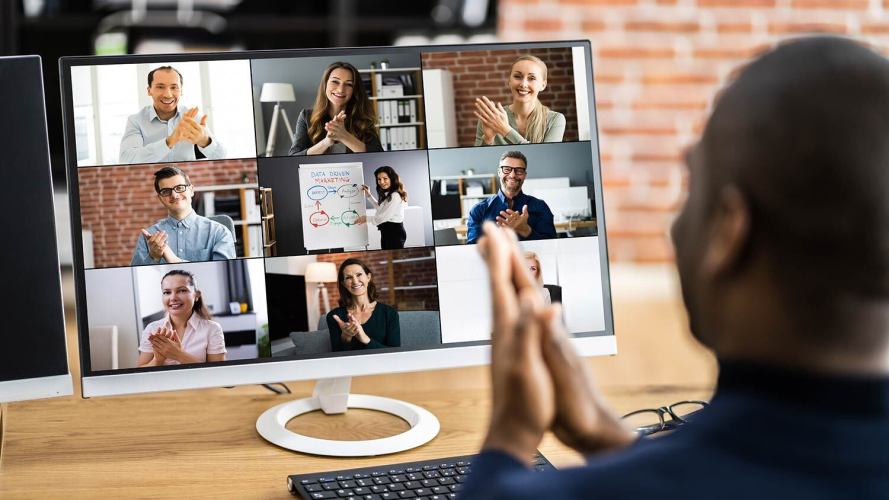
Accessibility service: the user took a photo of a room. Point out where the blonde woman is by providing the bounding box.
[474,55,566,145]
[524,251,552,305]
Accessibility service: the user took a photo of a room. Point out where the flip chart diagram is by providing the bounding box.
[299,162,368,251]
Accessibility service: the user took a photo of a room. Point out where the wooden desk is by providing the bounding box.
[0,266,716,498]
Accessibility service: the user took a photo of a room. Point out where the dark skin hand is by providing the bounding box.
[478,222,636,465]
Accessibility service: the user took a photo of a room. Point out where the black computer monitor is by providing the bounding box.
[0,55,72,403]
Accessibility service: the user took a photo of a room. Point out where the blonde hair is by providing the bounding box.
[511,55,551,143]
[524,251,544,285]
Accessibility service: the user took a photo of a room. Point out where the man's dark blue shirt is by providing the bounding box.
[466,190,556,244]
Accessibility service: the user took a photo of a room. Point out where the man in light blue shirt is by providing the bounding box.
[119,66,225,164]
[131,166,235,265]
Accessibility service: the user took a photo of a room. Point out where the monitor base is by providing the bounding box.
[256,377,440,457]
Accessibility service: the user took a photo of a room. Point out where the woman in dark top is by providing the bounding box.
[288,61,383,156]
[326,258,400,351]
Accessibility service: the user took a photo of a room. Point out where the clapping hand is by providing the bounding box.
[474,96,511,139]
[141,229,168,261]
[149,325,183,362]
[477,222,635,465]
[324,111,348,143]
[333,312,369,345]
[495,205,532,238]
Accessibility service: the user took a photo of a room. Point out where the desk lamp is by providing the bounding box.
[260,82,296,157]
[305,261,337,316]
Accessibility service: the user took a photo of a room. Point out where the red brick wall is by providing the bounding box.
[498,0,886,262]
[316,248,439,311]
[79,160,258,268]
[422,47,579,146]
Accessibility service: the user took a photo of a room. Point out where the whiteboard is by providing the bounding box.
[299,162,368,251]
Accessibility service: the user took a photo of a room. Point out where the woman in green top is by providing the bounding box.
[474,55,567,145]
[327,258,401,351]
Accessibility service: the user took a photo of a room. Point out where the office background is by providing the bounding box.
[250,52,422,157]
[421,46,581,147]
[257,150,434,256]
[78,159,259,269]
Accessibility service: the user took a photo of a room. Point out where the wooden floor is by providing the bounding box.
[0,264,717,498]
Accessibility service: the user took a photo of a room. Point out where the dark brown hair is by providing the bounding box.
[336,258,377,308]
[147,66,183,87]
[153,166,191,193]
[308,62,378,147]
[374,165,408,204]
[161,269,211,320]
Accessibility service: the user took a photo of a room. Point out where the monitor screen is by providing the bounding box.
[59,41,615,397]
[0,55,72,403]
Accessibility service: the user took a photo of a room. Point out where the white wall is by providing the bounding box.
[436,237,605,343]
[85,267,139,369]
[134,261,228,320]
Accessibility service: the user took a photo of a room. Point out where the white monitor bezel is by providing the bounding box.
[59,40,615,399]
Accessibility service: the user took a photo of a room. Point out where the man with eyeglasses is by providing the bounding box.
[461,37,889,499]
[465,150,556,244]
[131,166,235,265]
[119,65,226,164]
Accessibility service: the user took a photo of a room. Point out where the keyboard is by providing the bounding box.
[288,452,555,499]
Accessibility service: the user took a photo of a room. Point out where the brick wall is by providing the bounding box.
[316,248,440,311]
[498,0,889,262]
[79,160,258,268]
[422,47,579,146]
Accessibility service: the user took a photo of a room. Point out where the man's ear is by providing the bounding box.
[701,185,750,279]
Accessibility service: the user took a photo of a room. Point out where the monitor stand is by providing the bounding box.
[255,377,440,457]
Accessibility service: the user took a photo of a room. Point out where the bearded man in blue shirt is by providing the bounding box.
[465,150,556,244]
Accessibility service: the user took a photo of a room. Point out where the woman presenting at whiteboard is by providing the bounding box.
[357,165,408,249]
[327,258,401,351]
[288,61,383,156]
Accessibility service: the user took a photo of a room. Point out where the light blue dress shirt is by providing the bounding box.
[119,104,225,164]
[131,211,236,265]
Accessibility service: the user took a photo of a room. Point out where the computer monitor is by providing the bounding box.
[0,55,73,404]
[59,40,614,456]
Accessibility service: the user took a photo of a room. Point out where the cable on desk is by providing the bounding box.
[261,383,292,394]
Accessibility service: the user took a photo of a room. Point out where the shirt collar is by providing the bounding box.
[718,359,889,418]
[496,189,525,206]
[149,104,182,123]
[167,210,197,228]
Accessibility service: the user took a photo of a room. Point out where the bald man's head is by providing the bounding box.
[673,37,889,356]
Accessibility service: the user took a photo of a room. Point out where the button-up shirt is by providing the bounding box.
[131,211,235,265]
[466,190,556,244]
[119,104,225,164]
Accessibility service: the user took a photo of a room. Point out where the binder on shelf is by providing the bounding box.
[202,192,216,216]
[374,72,383,92]
[381,128,390,151]
[409,101,417,122]
[383,101,391,125]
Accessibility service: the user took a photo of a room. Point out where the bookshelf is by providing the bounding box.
[194,184,263,258]
[359,66,426,151]
[431,173,498,219]
[259,188,277,257]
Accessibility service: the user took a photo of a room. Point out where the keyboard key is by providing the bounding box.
[406,473,423,481]
[320,477,338,483]
[340,480,357,488]
[372,472,386,477]
[440,463,455,469]
[440,470,456,477]
[422,471,440,479]
[403,481,421,489]
[302,479,320,485]
[380,493,399,500]
[373,477,392,485]
[455,467,468,475]
[415,488,431,496]
[398,492,417,498]
[363,496,382,500]
[356,479,373,487]
[422,465,438,471]
[353,487,370,495]
[324,483,341,490]
[337,475,350,481]
[388,483,406,492]
[405,467,420,473]
[390,475,407,483]
[353,474,370,479]
[371,485,387,493]
[306,484,323,492]
[432,486,449,495]
[437,478,455,486]
[311,492,337,499]
[336,489,355,497]
[420,479,436,488]
[454,476,465,484]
